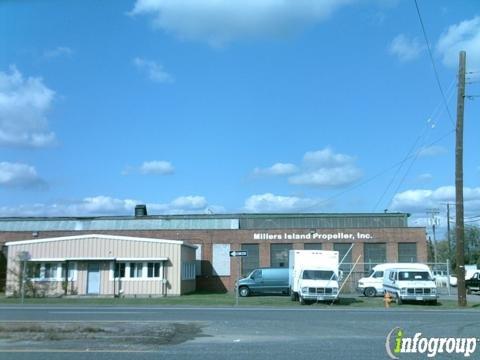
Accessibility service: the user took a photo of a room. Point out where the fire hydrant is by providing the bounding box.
[384,292,393,308]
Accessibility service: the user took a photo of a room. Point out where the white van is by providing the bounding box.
[357,263,416,297]
[383,264,438,305]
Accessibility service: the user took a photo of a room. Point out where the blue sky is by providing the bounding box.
[1,0,480,232]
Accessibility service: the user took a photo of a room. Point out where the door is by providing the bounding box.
[87,263,101,295]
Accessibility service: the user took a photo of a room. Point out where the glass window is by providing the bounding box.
[399,271,431,281]
[27,263,41,278]
[129,263,143,278]
[334,243,352,272]
[147,263,161,278]
[364,243,386,273]
[241,244,259,277]
[302,270,337,281]
[373,271,384,278]
[115,263,126,278]
[44,263,54,279]
[398,243,417,263]
[270,243,292,268]
[304,243,322,250]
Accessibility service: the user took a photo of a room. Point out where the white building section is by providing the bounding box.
[5,234,196,297]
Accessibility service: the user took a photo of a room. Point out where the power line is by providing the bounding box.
[321,129,455,206]
[372,78,456,212]
[413,0,455,128]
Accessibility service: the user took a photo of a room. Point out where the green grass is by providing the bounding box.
[0,292,478,309]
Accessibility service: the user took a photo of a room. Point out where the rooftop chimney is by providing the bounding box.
[135,204,148,217]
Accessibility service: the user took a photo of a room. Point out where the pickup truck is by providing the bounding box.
[466,271,480,294]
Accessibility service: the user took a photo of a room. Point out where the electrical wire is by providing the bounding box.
[413,0,455,128]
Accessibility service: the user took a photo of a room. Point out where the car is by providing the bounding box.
[237,267,290,297]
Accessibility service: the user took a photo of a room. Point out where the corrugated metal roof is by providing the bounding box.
[0,213,411,231]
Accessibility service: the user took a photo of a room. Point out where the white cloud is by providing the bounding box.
[389,34,424,62]
[133,57,174,83]
[43,46,74,59]
[437,16,480,69]
[129,0,353,47]
[169,195,207,209]
[0,66,56,148]
[417,145,448,157]
[244,193,324,212]
[390,186,480,214]
[0,195,219,217]
[140,160,174,175]
[288,147,362,187]
[0,162,46,189]
[253,163,298,177]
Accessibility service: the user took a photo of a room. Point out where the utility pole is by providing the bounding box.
[446,203,452,267]
[426,208,440,264]
[455,51,467,307]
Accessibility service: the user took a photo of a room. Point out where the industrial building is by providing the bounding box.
[5,234,196,297]
[0,209,426,294]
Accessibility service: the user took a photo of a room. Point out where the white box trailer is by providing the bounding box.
[289,250,340,304]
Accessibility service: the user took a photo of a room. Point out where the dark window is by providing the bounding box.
[115,263,126,278]
[398,243,417,263]
[334,243,352,272]
[129,263,142,278]
[364,243,387,273]
[27,263,41,278]
[373,271,384,279]
[270,243,292,268]
[44,263,53,278]
[147,263,161,278]
[304,243,322,250]
[241,244,259,277]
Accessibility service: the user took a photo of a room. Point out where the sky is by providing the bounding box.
[1,0,480,236]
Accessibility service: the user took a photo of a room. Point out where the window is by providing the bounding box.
[241,244,259,277]
[27,263,41,278]
[304,243,322,250]
[302,270,337,281]
[373,271,384,279]
[398,243,417,263]
[364,243,386,273]
[61,262,77,281]
[129,263,143,278]
[44,263,57,279]
[389,271,396,281]
[182,262,195,280]
[147,263,161,278]
[115,263,126,278]
[399,271,431,281]
[334,243,352,272]
[270,243,292,268]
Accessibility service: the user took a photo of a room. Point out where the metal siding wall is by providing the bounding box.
[6,237,189,296]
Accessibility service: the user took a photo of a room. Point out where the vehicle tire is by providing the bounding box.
[364,287,377,297]
[396,294,403,305]
[299,296,306,305]
[430,299,438,305]
[290,289,298,301]
[239,286,250,297]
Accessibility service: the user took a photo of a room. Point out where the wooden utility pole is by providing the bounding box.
[455,51,467,307]
[446,203,452,267]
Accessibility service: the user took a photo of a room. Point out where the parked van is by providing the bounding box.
[357,263,418,297]
[383,264,438,305]
[237,268,289,297]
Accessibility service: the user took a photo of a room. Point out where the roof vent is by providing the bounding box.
[135,204,148,217]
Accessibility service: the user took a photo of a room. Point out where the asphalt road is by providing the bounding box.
[0,306,479,360]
